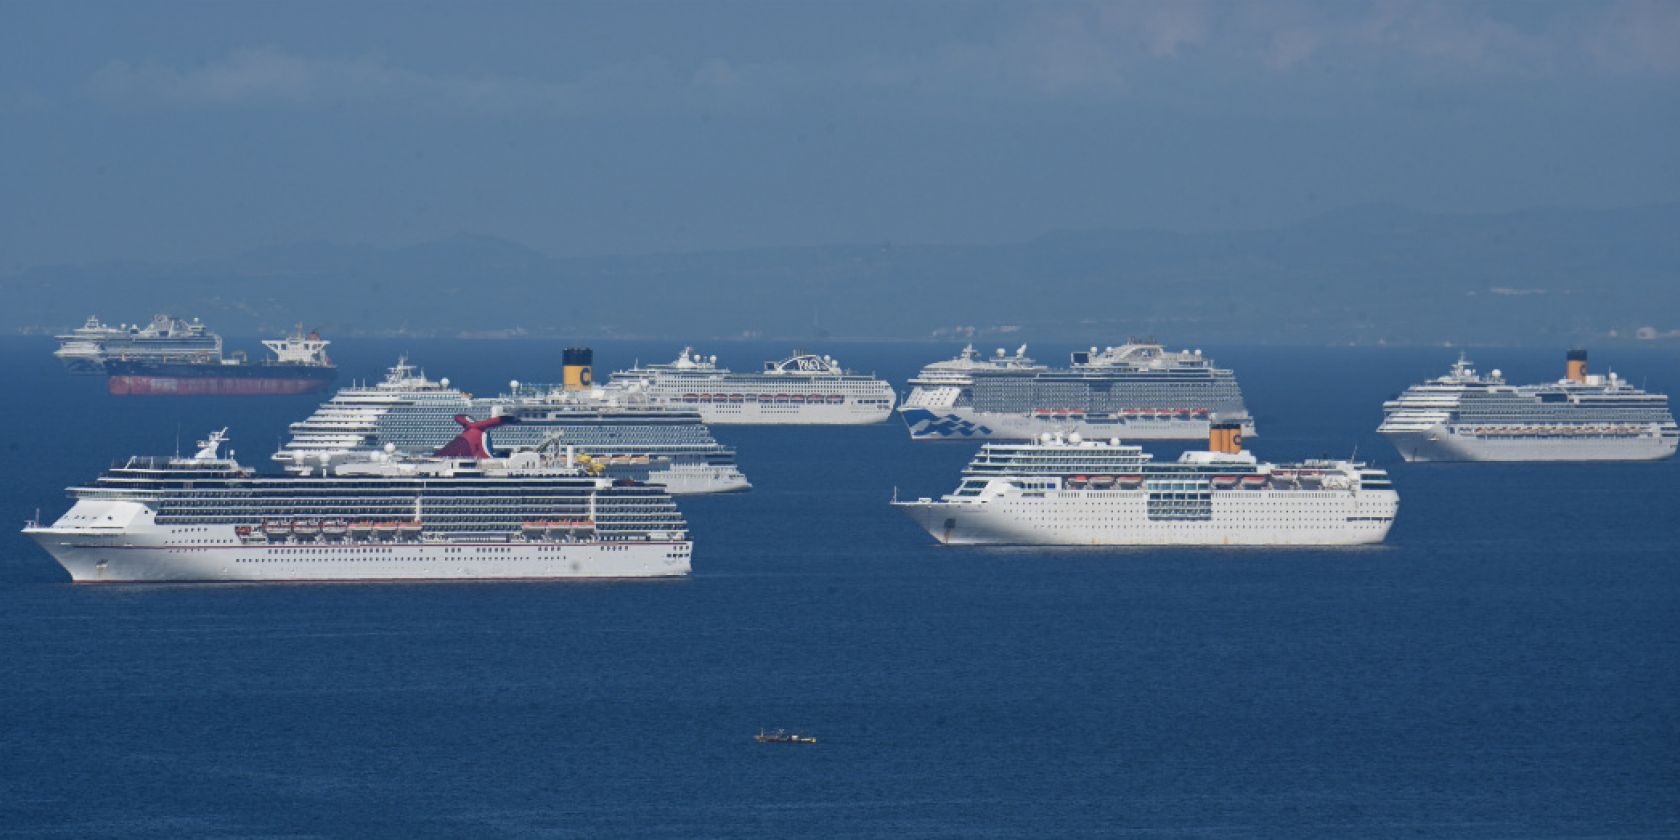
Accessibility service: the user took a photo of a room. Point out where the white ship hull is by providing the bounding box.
[895,490,1396,547]
[899,407,1255,441]
[696,401,892,425]
[54,345,108,374]
[651,463,752,494]
[26,525,691,582]
[1382,426,1678,463]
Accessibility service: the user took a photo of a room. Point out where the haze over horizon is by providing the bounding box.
[3,0,1677,268]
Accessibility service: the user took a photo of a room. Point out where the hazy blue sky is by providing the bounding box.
[2,0,1676,266]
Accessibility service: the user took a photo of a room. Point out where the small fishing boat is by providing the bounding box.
[754,729,816,744]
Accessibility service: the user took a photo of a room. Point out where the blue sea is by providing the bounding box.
[2,337,1676,838]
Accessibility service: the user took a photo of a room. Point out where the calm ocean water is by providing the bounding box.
[2,336,1676,838]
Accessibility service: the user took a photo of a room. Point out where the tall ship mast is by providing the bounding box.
[1378,350,1677,462]
[605,347,896,425]
[102,324,337,396]
[898,341,1255,441]
[894,422,1397,546]
[53,314,221,374]
[24,425,692,582]
[277,352,751,494]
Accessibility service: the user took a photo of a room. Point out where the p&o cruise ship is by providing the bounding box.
[24,427,692,582]
[894,422,1397,546]
[54,314,221,374]
[606,348,895,424]
[898,342,1254,441]
[1378,350,1677,462]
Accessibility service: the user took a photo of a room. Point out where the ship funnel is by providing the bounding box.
[435,415,518,460]
[1209,421,1244,455]
[562,347,594,391]
[1566,349,1588,383]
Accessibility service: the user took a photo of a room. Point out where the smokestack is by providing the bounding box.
[562,347,594,391]
[1209,421,1243,455]
[1566,349,1588,383]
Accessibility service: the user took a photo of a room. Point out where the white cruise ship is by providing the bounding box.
[24,427,692,583]
[53,314,221,374]
[894,423,1397,546]
[1378,351,1678,462]
[899,342,1254,441]
[277,355,750,494]
[606,348,895,424]
[274,357,470,466]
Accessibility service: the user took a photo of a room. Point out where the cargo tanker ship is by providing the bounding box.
[105,326,337,396]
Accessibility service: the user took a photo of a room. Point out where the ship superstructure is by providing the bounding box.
[899,342,1254,441]
[53,314,221,374]
[606,348,895,424]
[24,425,692,582]
[275,356,471,467]
[279,353,750,494]
[894,422,1396,546]
[1378,350,1677,462]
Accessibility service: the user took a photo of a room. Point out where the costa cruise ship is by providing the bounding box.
[893,422,1397,546]
[898,342,1254,441]
[605,348,895,424]
[1378,350,1677,462]
[24,426,692,582]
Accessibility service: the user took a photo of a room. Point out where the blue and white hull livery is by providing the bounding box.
[53,314,221,374]
[901,407,1249,441]
[899,343,1255,441]
[1378,352,1678,463]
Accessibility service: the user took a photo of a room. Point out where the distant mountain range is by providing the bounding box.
[5,204,1677,345]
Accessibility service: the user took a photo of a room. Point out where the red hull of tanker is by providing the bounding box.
[108,376,333,396]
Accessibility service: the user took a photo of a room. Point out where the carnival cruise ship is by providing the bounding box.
[53,314,221,373]
[894,423,1396,546]
[277,353,750,494]
[899,342,1255,441]
[606,348,895,424]
[1378,350,1678,462]
[24,426,692,582]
